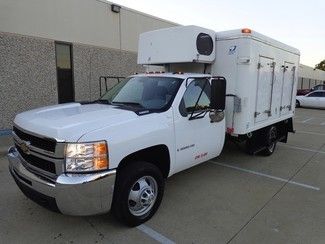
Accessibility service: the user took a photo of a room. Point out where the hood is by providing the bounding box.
[14,103,138,141]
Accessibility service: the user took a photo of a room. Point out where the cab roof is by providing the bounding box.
[132,72,212,79]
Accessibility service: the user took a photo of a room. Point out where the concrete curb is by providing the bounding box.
[0,135,13,157]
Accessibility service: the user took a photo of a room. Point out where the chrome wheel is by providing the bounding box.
[267,127,277,152]
[128,176,158,216]
[267,141,276,152]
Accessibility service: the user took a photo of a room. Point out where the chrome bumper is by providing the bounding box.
[8,146,116,216]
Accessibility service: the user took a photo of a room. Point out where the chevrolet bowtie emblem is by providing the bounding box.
[20,141,31,155]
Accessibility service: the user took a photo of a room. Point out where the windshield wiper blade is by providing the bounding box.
[93,99,111,104]
[112,101,144,108]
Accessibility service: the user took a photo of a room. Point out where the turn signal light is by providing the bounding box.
[94,157,108,170]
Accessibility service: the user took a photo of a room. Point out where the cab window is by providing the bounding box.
[179,78,211,116]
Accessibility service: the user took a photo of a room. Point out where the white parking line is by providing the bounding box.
[209,161,320,191]
[301,118,313,123]
[296,131,325,136]
[137,224,175,244]
[279,144,325,154]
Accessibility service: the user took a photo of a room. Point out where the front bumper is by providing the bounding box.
[8,146,116,216]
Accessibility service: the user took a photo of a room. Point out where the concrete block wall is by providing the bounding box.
[0,32,145,130]
[0,32,58,130]
[73,44,144,102]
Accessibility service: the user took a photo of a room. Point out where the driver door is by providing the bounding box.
[173,78,225,173]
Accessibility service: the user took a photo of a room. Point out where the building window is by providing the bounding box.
[55,42,74,103]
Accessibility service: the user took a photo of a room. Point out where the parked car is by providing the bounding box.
[297,84,325,96]
[296,90,325,109]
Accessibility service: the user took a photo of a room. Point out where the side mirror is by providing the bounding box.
[210,77,226,110]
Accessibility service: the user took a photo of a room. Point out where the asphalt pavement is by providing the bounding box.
[1,108,325,243]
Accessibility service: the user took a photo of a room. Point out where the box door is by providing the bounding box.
[280,62,295,115]
[254,56,274,123]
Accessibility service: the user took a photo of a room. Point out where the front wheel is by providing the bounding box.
[112,161,165,226]
[261,126,277,156]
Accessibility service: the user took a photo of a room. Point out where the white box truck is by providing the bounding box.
[8,25,299,226]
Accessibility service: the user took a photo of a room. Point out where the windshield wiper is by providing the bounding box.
[93,99,111,104]
[112,101,144,108]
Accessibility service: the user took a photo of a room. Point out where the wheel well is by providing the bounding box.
[118,145,170,178]
[244,119,293,154]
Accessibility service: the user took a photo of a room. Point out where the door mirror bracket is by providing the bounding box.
[209,110,224,123]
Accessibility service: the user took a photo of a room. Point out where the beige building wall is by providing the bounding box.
[0,0,178,130]
[298,64,325,89]
[0,0,177,52]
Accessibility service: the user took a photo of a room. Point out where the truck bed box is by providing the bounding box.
[214,29,300,135]
[138,26,300,136]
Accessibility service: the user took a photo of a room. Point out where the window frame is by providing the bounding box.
[179,77,212,119]
[55,41,75,103]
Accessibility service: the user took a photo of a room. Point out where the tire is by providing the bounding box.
[112,161,165,226]
[296,100,300,108]
[245,139,255,155]
[261,126,277,156]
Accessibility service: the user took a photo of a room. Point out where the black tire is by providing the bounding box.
[245,139,255,155]
[261,126,277,156]
[112,161,165,227]
[296,100,300,108]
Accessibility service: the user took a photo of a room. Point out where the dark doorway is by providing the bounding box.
[55,42,74,103]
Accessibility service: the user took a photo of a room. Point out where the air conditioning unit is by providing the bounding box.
[138,25,216,65]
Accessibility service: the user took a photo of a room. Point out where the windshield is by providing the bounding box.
[100,76,183,111]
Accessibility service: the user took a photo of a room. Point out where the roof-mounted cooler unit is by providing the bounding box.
[137,25,216,65]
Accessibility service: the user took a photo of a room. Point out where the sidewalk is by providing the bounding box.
[0,135,13,157]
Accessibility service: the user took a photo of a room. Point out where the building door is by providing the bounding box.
[55,42,74,103]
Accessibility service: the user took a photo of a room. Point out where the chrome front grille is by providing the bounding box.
[13,126,57,152]
[12,125,65,177]
[16,145,56,174]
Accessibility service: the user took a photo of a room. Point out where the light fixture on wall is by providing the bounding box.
[111,4,121,13]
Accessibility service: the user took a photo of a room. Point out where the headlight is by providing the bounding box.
[65,141,108,172]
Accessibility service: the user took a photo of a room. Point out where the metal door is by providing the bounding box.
[255,56,275,123]
[280,62,295,115]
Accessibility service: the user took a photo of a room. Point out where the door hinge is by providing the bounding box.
[257,63,262,69]
[254,112,261,117]
[264,110,272,116]
[281,65,288,72]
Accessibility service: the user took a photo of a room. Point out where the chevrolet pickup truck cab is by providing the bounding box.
[8,73,227,226]
[8,25,300,226]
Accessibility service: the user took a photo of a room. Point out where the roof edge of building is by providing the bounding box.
[95,0,180,26]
